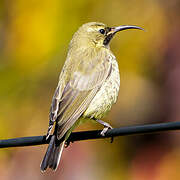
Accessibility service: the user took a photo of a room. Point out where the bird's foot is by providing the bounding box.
[45,133,50,141]
[95,119,114,143]
[100,126,112,136]
[64,140,72,148]
[45,124,53,140]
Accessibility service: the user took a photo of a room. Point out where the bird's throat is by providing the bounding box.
[103,34,114,46]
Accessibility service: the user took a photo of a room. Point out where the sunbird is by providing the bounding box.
[40,22,143,172]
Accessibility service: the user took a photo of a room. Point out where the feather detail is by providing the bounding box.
[40,135,65,172]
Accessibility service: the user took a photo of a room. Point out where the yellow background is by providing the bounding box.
[0,0,180,179]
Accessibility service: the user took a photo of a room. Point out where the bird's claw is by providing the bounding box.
[100,127,110,136]
[65,140,72,148]
[100,125,114,143]
[110,136,114,143]
[45,133,50,141]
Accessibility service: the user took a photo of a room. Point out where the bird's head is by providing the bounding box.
[70,22,144,49]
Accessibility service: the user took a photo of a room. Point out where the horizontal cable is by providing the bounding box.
[0,121,180,148]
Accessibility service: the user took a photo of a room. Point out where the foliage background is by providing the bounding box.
[0,0,180,179]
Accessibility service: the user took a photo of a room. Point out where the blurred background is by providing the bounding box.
[0,0,180,179]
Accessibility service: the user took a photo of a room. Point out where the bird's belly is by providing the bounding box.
[83,59,120,119]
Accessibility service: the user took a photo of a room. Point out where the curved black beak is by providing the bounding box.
[112,25,144,34]
[103,25,144,45]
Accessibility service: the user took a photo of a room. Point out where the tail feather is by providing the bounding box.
[40,135,65,172]
[49,141,65,170]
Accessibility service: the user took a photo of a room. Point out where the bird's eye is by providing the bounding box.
[99,29,105,34]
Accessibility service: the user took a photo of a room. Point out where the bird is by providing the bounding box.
[40,22,143,172]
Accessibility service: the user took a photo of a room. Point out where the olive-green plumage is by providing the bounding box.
[40,22,143,172]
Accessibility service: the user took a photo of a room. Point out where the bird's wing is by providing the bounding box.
[47,50,112,140]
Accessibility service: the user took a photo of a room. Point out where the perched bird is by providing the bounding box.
[40,22,143,172]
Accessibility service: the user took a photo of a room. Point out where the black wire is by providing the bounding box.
[0,121,180,148]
